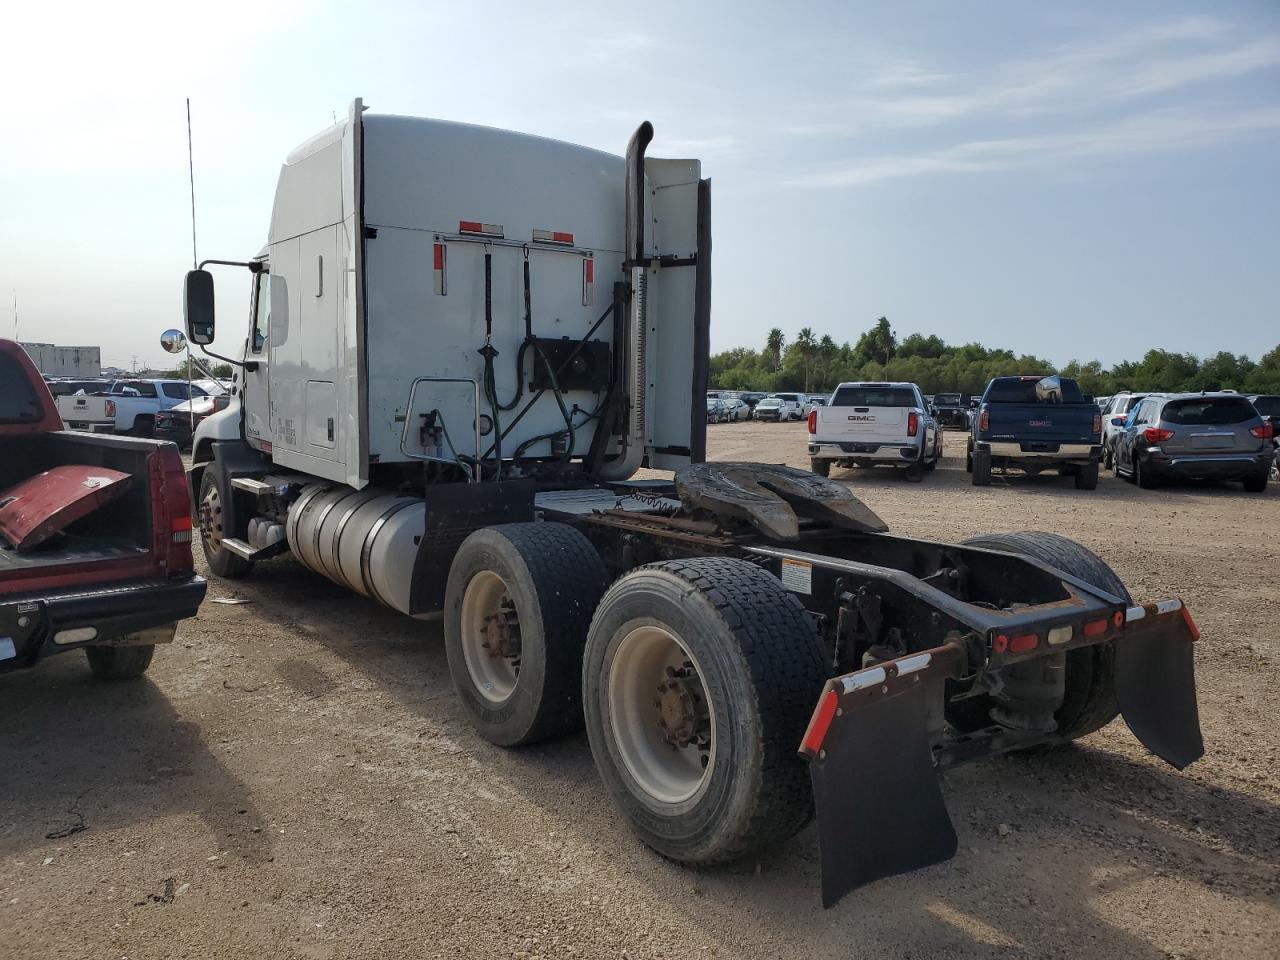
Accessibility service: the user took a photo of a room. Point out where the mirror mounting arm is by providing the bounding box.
[198,258,266,274]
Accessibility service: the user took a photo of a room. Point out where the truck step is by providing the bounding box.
[230,474,314,496]
[219,537,290,562]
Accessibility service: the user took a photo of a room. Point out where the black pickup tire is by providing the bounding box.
[583,558,828,865]
[959,531,1129,742]
[971,450,992,486]
[444,523,607,747]
[85,644,156,680]
[1074,459,1100,490]
[810,459,831,478]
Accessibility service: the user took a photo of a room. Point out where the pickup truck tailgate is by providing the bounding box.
[56,394,111,424]
[817,406,908,442]
[984,403,1095,444]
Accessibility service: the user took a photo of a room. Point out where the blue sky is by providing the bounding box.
[1,1,1276,371]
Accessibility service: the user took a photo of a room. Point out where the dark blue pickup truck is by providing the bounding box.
[967,376,1103,489]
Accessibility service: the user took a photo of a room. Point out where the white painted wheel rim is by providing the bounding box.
[607,624,715,805]
[460,570,520,704]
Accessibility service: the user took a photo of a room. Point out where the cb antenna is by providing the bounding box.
[186,98,198,269]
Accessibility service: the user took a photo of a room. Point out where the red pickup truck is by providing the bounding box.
[0,339,206,679]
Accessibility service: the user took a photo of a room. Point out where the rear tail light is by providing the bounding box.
[1250,422,1274,440]
[978,404,989,431]
[1143,427,1174,444]
[105,399,116,417]
[152,447,194,575]
[1083,618,1110,638]
[907,411,919,437]
[1092,412,1102,437]
[807,410,817,434]
[1009,632,1039,654]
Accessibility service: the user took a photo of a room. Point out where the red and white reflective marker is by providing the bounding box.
[433,242,447,295]
[532,229,574,245]
[582,257,594,306]
[459,221,503,238]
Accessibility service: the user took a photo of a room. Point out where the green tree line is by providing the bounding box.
[711,318,1280,397]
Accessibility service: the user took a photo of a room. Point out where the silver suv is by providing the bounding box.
[1111,392,1273,492]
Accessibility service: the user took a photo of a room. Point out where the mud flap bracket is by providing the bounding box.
[800,642,966,908]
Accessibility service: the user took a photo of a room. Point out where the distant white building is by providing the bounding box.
[19,342,102,377]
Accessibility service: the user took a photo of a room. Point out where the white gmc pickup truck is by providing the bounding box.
[807,381,943,481]
[57,379,208,437]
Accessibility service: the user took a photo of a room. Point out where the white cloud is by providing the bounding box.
[789,106,1280,188]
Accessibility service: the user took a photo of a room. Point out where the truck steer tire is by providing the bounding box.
[810,459,831,478]
[582,558,828,865]
[1074,459,1100,490]
[445,523,607,747]
[959,532,1130,743]
[85,644,156,680]
[971,451,992,486]
[198,471,253,578]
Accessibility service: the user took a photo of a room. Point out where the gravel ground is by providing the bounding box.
[2,425,1277,959]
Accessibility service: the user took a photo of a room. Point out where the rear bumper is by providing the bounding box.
[0,576,207,673]
[978,441,1099,461]
[154,421,195,445]
[65,421,115,433]
[800,597,1201,906]
[1146,451,1270,480]
[809,441,920,463]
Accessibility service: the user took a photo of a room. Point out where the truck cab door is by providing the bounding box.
[641,159,711,471]
[243,268,272,449]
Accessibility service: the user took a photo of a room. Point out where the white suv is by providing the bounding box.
[754,393,806,422]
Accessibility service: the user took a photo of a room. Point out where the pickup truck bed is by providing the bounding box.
[1,340,206,677]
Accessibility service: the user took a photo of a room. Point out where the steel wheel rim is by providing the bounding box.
[607,624,716,805]
[460,570,521,704]
[200,484,225,554]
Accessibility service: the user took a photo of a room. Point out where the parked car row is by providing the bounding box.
[55,378,229,442]
[805,374,1276,494]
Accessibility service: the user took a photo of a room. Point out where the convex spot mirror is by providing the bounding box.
[160,329,187,355]
[184,269,215,345]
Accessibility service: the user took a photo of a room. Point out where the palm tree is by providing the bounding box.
[796,328,817,392]
[765,328,785,371]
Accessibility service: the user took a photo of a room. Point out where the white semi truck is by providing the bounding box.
[180,100,1204,906]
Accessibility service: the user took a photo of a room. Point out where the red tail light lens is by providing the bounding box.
[1143,427,1174,444]
[105,399,116,417]
[153,447,194,576]
[1092,412,1102,437]
[1250,422,1274,440]
[807,410,817,434]
[1083,618,1109,638]
[907,411,919,437]
[1009,633,1039,654]
[978,404,989,431]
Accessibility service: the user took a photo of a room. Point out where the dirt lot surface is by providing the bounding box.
[3,425,1278,959]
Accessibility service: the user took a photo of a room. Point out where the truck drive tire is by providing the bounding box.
[197,470,253,578]
[582,558,829,866]
[85,644,156,680]
[1074,459,1100,490]
[971,450,992,486]
[810,459,831,478]
[959,532,1129,743]
[445,523,607,747]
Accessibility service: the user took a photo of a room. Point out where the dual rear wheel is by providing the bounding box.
[444,529,828,863]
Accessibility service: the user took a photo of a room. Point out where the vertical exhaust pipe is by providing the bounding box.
[596,122,654,481]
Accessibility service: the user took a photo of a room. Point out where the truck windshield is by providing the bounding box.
[0,354,44,423]
[933,394,961,405]
[831,386,917,407]
[1163,397,1256,425]
[986,378,1084,404]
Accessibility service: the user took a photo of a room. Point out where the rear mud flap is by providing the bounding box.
[1115,601,1204,770]
[800,644,966,908]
